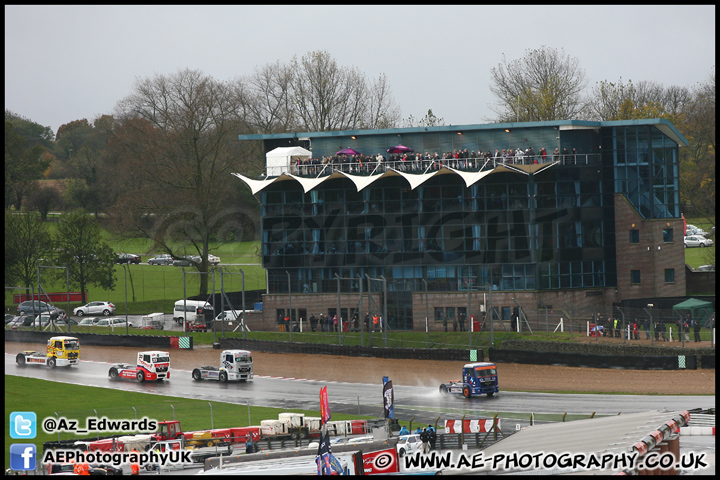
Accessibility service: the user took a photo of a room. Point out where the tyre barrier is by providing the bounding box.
[219,338,477,361]
[488,348,698,370]
[5,330,191,349]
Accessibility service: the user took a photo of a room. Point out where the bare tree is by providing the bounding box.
[291,50,369,131]
[490,46,588,122]
[239,61,296,134]
[110,68,254,296]
[363,73,401,129]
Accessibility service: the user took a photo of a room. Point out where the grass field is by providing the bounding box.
[4,376,376,470]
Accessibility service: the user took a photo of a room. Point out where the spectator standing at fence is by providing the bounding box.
[458,312,466,332]
[684,315,691,342]
[659,321,667,341]
[428,425,437,451]
[333,313,338,332]
[632,320,639,340]
[643,318,651,339]
[310,314,317,332]
[420,428,430,454]
[694,318,702,342]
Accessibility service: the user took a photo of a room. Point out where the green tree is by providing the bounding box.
[54,209,116,303]
[5,121,51,210]
[4,210,54,292]
[25,185,63,221]
[490,46,588,122]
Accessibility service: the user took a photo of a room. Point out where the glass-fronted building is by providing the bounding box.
[235,119,687,329]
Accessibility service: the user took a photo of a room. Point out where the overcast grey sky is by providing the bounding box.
[5,5,715,136]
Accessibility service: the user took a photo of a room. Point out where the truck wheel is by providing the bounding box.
[137,371,145,383]
[487,392,494,397]
[207,440,215,447]
[192,369,202,381]
[463,386,471,398]
[48,357,57,368]
[399,448,406,457]
[439,385,448,395]
[219,371,228,383]
[16,354,26,366]
[109,368,119,379]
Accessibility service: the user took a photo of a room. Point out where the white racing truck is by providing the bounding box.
[108,351,170,382]
[191,349,253,383]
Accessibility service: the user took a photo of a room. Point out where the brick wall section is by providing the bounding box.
[613,195,686,299]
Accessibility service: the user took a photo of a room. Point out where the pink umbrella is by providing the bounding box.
[336,147,361,155]
[387,145,414,154]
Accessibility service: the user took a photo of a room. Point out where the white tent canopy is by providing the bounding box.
[265,147,312,177]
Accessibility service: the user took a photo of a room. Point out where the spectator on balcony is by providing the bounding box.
[553,147,560,161]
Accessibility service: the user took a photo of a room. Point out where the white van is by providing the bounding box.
[173,300,214,324]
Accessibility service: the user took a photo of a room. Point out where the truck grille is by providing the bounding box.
[155,366,168,373]
[67,352,79,359]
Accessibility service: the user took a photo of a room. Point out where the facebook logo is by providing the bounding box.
[10,444,37,471]
[10,411,36,439]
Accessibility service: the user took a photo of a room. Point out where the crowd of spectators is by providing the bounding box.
[289,146,586,176]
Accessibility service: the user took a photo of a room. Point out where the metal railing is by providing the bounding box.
[267,154,602,178]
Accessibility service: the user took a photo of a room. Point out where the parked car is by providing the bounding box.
[208,254,221,265]
[696,265,715,272]
[17,300,57,316]
[148,254,174,265]
[173,255,201,267]
[686,225,711,237]
[5,314,16,324]
[115,253,141,264]
[8,315,34,327]
[77,318,101,327]
[73,301,116,316]
[396,434,424,457]
[684,235,713,248]
[99,318,133,328]
[214,310,242,322]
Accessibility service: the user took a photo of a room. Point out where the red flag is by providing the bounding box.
[320,386,331,424]
[682,212,687,236]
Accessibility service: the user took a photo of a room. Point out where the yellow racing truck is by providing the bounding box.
[16,336,81,367]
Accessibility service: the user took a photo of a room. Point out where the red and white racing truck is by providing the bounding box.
[108,351,170,382]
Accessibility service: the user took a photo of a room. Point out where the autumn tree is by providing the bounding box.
[110,68,257,296]
[490,46,588,122]
[679,70,715,226]
[53,209,116,304]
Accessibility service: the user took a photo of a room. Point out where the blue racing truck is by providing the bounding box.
[438,362,499,398]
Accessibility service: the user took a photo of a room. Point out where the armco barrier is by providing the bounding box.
[488,348,696,370]
[219,338,475,361]
[4,330,191,350]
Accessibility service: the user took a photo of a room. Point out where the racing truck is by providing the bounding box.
[191,349,253,382]
[16,336,80,368]
[438,362,499,398]
[108,351,170,382]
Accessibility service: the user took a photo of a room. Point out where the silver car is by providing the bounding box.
[684,235,713,248]
[148,254,174,265]
[73,301,116,316]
